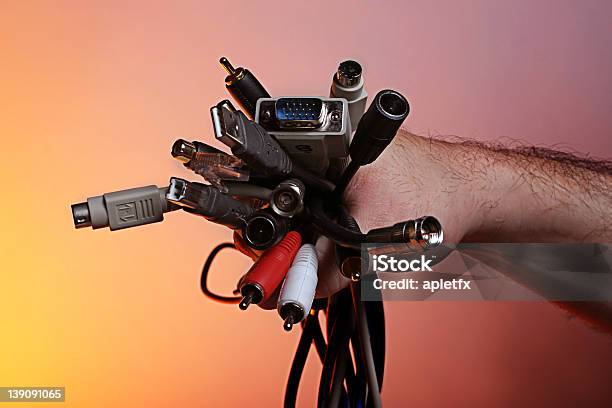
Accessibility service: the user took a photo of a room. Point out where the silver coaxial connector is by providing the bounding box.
[270,179,305,218]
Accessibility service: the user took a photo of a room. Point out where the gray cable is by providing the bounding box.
[350,282,382,408]
[328,345,349,408]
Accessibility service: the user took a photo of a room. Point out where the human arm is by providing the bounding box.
[344,130,612,244]
[314,130,612,298]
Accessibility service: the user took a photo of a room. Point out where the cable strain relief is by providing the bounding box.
[389,222,408,243]
[275,230,302,257]
[364,223,400,245]
[365,228,387,244]
[337,211,362,233]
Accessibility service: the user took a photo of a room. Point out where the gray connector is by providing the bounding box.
[254,97,350,174]
[330,60,368,132]
[71,185,176,231]
[327,60,367,180]
[270,179,305,218]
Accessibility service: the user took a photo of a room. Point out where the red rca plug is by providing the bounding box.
[239,231,302,310]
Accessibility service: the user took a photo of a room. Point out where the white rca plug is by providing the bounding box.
[277,244,318,331]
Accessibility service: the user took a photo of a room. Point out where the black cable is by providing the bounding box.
[284,307,350,408]
[325,287,340,336]
[343,349,357,408]
[284,315,316,408]
[319,293,341,408]
[200,242,241,304]
[365,296,386,391]
[318,315,342,407]
[336,206,382,406]
[310,195,442,250]
[350,332,367,407]
[351,283,382,408]
[311,311,351,407]
[318,289,353,408]
[333,160,360,198]
[328,346,350,408]
[328,305,357,408]
[308,197,365,249]
[337,209,367,407]
[291,164,336,193]
[312,313,328,363]
[340,207,386,391]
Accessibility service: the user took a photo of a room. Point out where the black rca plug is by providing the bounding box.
[220,57,271,118]
[242,210,289,250]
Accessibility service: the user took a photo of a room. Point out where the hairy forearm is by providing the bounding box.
[462,139,611,242]
[347,131,612,243]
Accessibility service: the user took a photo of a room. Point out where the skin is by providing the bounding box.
[236,131,612,329]
[346,130,611,243]
[315,130,612,299]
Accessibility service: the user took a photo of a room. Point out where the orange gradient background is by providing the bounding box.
[1,1,611,407]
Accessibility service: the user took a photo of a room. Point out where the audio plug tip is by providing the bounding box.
[283,316,295,332]
[219,57,236,75]
[239,292,254,310]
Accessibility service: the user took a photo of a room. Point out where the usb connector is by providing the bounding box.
[166,177,254,229]
[212,99,291,176]
[211,100,335,192]
[166,177,201,209]
[211,100,245,149]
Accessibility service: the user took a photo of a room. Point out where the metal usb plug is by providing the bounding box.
[166,177,254,229]
[166,177,199,209]
[211,100,244,149]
